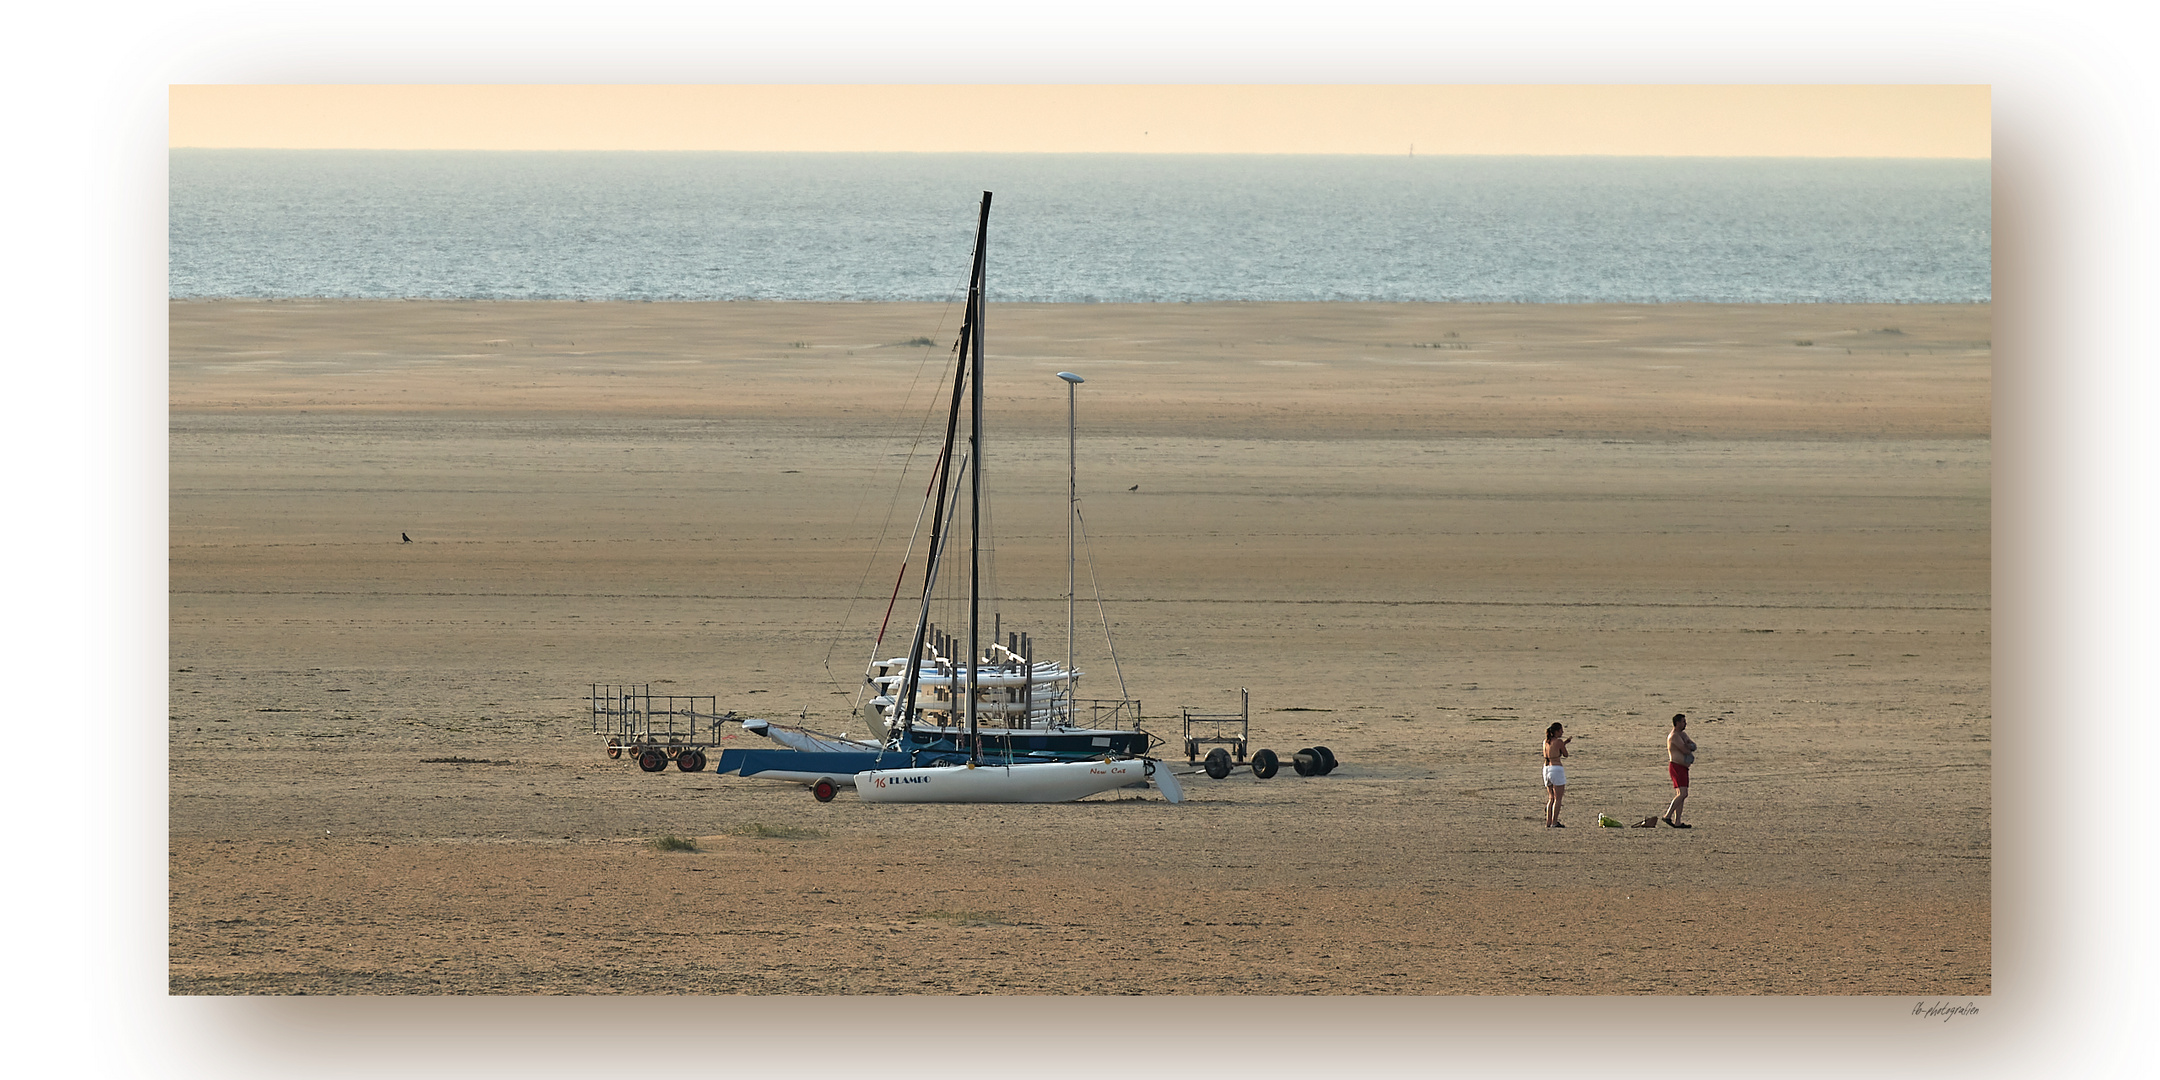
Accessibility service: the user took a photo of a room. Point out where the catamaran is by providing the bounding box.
[715,192,1180,804]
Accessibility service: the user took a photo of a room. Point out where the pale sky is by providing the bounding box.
[170,85,1989,157]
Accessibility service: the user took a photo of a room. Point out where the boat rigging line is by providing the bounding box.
[814,263,977,712]
[1072,499,1130,701]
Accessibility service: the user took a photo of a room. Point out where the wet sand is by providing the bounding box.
[169,300,1990,994]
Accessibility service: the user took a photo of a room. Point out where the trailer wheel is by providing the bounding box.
[1185,740,1199,760]
[605,737,623,760]
[1314,745,1338,774]
[676,749,707,773]
[637,748,668,773]
[1203,747,1232,780]
[1251,748,1279,779]
[812,778,838,803]
[1292,748,1318,777]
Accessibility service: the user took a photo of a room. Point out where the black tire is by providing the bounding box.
[637,748,667,773]
[1315,745,1338,774]
[1292,749,1317,777]
[1251,748,1279,779]
[1203,747,1232,780]
[676,749,707,773]
[812,778,838,803]
[605,737,623,760]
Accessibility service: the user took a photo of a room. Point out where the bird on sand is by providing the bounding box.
[1128,484,1139,491]
[402,533,412,543]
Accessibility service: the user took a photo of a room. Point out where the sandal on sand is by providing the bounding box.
[1551,821,1564,827]
[1665,819,1691,829]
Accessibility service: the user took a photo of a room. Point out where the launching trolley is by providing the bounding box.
[1182,687,1250,778]
[1180,687,1338,779]
[589,684,735,773]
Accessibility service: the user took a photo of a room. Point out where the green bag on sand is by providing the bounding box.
[1597,813,1624,828]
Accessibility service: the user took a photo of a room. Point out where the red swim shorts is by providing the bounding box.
[1668,762,1690,788]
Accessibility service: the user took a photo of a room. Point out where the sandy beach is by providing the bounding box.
[169,299,1990,994]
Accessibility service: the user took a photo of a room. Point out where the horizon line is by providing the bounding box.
[171,146,1992,160]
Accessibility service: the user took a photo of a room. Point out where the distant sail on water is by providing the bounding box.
[169,151,1990,304]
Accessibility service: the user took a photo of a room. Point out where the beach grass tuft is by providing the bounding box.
[649,834,701,852]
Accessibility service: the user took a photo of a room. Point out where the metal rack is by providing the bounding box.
[1181,687,1249,776]
[589,684,730,773]
[1178,688,1337,780]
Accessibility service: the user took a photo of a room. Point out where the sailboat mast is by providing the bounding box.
[1068,383,1075,685]
[1058,371,1084,707]
[966,191,991,762]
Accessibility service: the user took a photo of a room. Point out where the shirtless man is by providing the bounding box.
[1664,713,1696,828]
[1543,722,1571,828]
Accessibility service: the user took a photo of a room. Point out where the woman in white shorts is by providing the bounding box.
[1543,721,1571,828]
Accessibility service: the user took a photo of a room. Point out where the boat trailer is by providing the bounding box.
[1180,687,1339,779]
[589,684,739,773]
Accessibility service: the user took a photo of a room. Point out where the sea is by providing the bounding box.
[169,150,1990,305]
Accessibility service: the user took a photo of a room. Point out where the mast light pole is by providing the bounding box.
[1056,371,1084,701]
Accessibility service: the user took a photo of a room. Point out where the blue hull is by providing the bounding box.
[891,728,1151,761]
[716,735,1148,783]
[716,748,921,780]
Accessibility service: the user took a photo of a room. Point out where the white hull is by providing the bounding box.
[744,718,882,753]
[856,759,1155,803]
